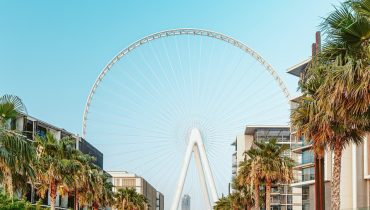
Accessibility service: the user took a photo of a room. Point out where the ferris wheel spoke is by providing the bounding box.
[211,59,258,117]
[201,43,236,116]
[218,88,284,122]
[148,42,187,120]
[108,143,175,169]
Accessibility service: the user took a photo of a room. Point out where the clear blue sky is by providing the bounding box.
[0,0,338,135]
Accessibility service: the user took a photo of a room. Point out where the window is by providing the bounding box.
[122,178,136,187]
[24,120,34,140]
[303,203,310,210]
[36,125,47,138]
[302,167,314,181]
[270,206,280,210]
[114,178,121,186]
[287,186,292,194]
[302,186,309,201]
[302,150,314,164]
[287,195,292,204]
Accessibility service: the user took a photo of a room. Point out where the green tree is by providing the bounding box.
[0,94,34,199]
[114,187,147,210]
[246,139,294,210]
[292,1,370,209]
[0,190,48,210]
[213,195,232,210]
[235,160,255,210]
[60,149,94,210]
[34,132,81,210]
[94,172,114,210]
[78,165,113,210]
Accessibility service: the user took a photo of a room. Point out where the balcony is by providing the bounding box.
[270,196,281,205]
[291,139,312,153]
[293,162,314,170]
[302,173,315,182]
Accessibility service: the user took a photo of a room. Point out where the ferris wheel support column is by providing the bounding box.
[170,131,194,210]
[193,145,212,210]
[196,130,218,203]
[170,128,218,210]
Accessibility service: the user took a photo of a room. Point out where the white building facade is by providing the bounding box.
[232,125,300,210]
[108,171,164,210]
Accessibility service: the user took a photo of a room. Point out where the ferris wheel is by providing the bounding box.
[82,29,290,210]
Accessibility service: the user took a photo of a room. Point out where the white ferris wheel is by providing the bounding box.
[82,29,290,210]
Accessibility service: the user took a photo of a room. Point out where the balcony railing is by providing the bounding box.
[291,140,312,150]
[302,174,315,182]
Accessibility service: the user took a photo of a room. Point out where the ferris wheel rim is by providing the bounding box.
[82,28,291,138]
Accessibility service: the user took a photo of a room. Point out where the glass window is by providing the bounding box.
[302,186,309,201]
[302,150,314,164]
[302,167,315,181]
[24,120,34,140]
[303,203,310,210]
[287,195,292,204]
[36,125,47,138]
[287,186,292,194]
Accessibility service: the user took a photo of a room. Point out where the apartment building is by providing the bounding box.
[231,125,299,210]
[108,171,164,210]
[288,59,370,210]
[9,113,104,209]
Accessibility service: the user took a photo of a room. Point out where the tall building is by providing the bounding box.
[181,194,190,210]
[288,54,370,209]
[108,171,164,210]
[231,125,299,210]
[9,113,105,209]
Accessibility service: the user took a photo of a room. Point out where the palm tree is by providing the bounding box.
[61,149,94,210]
[0,94,27,125]
[237,156,262,210]
[246,139,294,210]
[0,94,34,198]
[95,172,114,210]
[80,165,113,210]
[291,1,370,209]
[114,187,147,210]
[235,160,255,210]
[232,177,254,210]
[34,132,81,210]
[213,195,232,210]
[300,57,369,210]
[320,0,370,61]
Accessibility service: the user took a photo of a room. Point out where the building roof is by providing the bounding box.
[20,113,76,137]
[244,125,290,135]
[287,58,311,77]
[107,171,141,178]
[290,94,303,103]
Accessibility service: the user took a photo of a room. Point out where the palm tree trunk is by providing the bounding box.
[92,201,99,210]
[4,166,14,199]
[331,142,343,210]
[254,179,259,210]
[74,188,78,210]
[265,179,272,210]
[50,180,57,210]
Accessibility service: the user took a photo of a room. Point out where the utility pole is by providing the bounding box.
[312,31,325,210]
